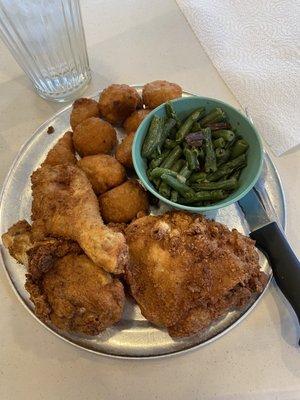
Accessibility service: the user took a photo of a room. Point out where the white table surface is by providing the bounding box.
[0,1,299,399]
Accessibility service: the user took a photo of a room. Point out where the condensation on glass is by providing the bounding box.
[0,0,91,102]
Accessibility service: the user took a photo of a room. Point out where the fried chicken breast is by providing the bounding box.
[125,211,267,338]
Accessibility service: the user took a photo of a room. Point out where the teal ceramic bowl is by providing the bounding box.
[132,96,263,212]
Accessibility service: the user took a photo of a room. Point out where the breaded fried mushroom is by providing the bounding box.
[99,180,149,223]
[115,131,135,169]
[98,84,142,125]
[78,154,126,195]
[73,117,117,156]
[142,80,182,109]
[70,98,99,130]
[123,109,150,135]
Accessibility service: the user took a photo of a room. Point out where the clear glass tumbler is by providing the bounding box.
[0,0,91,102]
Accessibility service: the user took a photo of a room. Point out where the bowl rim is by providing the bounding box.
[132,95,263,212]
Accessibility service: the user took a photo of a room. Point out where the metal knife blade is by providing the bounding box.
[238,189,273,231]
[241,108,300,338]
[239,188,300,336]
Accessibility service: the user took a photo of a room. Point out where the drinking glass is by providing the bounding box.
[0,0,91,102]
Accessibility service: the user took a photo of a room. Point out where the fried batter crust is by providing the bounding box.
[25,254,125,335]
[125,211,267,337]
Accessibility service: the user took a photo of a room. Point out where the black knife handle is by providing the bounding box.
[250,222,300,324]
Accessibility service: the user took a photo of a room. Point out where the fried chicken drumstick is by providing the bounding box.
[31,164,128,274]
[125,211,267,338]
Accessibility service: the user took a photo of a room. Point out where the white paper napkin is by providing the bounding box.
[176,0,300,155]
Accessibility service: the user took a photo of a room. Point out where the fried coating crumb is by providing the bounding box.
[98,84,142,125]
[47,126,55,134]
[73,117,117,156]
[142,80,182,109]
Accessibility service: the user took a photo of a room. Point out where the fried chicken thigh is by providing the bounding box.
[125,212,267,338]
[31,164,128,274]
[2,221,125,335]
[26,254,125,335]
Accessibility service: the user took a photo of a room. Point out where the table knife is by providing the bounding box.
[238,189,300,326]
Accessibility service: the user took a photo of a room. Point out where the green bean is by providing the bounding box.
[190,121,202,133]
[191,178,238,191]
[215,148,226,158]
[192,148,201,169]
[183,146,200,171]
[152,177,161,187]
[157,118,176,153]
[161,174,195,200]
[203,128,217,173]
[213,137,225,148]
[149,148,159,159]
[172,159,186,172]
[142,116,164,158]
[200,108,226,126]
[165,102,181,128]
[149,149,170,169]
[159,181,171,198]
[150,167,186,183]
[168,127,177,140]
[212,129,235,142]
[170,191,179,203]
[230,139,249,159]
[171,163,192,201]
[160,145,182,169]
[176,108,205,142]
[216,148,230,165]
[206,154,247,181]
[168,159,186,202]
[189,171,207,183]
[197,148,205,161]
[224,137,236,151]
[179,190,227,203]
[178,163,192,179]
[230,168,242,180]
[158,158,185,198]
[164,138,177,149]
[147,167,161,188]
